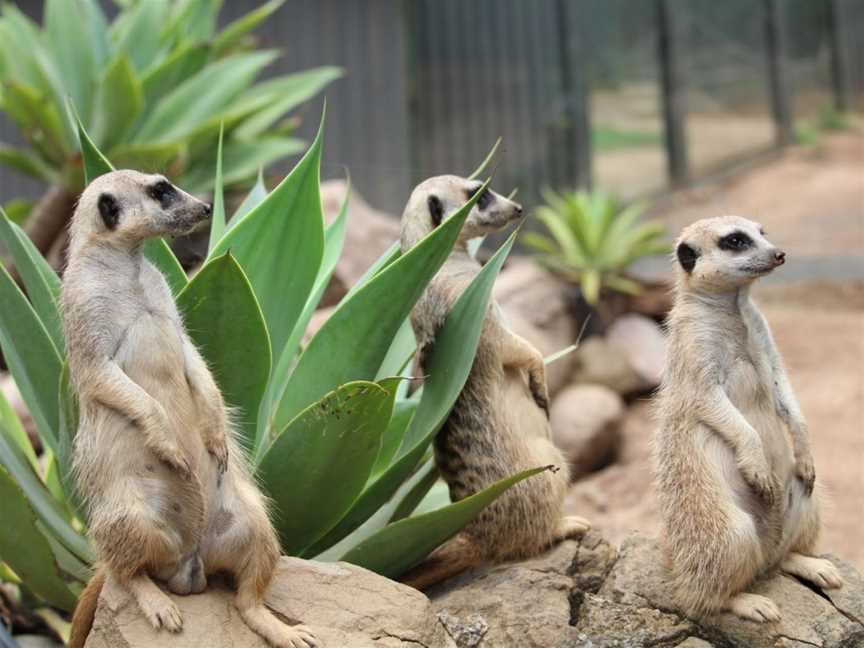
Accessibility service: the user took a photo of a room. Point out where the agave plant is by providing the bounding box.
[0,0,339,252]
[522,189,670,305]
[0,114,544,622]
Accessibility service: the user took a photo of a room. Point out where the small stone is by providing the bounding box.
[605,314,667,390]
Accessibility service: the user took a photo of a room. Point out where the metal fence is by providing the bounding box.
[1,0,862,214]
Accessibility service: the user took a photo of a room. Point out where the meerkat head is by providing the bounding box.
[70,170,211,251]
[400,175,523,251]
[674,215,786,292]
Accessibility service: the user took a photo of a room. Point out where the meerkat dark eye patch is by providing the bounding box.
[676,242,699,273]
[718,231,753,252]
[428,195,444,227]
[465,184,494,210]
[147,179,177,209]
[97,193,120,230]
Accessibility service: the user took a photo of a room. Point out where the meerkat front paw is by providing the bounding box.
[528,372,550,418]
[726,592,781,623]
[152,441,193,480]
[280,624,319,648]
[793,450,816,494]
[205,434,229,474]
[738,457,776,506]
[557,515,591,541]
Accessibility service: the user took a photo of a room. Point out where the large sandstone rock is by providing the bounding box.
[85,558,455,648]
[549,384,624,479]
[605,314,667,390]
[494,258,578,396]
[320,180,401,306]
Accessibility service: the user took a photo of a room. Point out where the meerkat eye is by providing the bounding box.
[476,189,493,210]
[147,180,177,208]
[718,231,753,252]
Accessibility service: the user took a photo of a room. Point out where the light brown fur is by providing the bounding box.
[653,216,843,623]
[399,176,589,590]
[63,171,317,648]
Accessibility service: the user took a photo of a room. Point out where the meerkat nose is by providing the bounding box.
[203,203,213,218]
[514,204,524,216]
[774,250,786,264]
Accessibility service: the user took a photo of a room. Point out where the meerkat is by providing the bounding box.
[63,171,317,648]
[653,215,843,623]
[398,175,590,590]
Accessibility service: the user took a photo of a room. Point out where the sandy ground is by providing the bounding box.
[566,131,864,568]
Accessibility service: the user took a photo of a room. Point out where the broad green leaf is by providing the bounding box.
[580,269,601,305]
[305,229,515,552]
[371,399,415,478]
[0,208,63,352]
[273,180,490,433]
[112,0,169,72]
[0,264,61,452]
[90,55,143,151]
[260,184,348,451]
[0,384,38,471]
[109,141,184,173]
[2,199,34,224]
[45,0,96,123]
[3,82,69,164]
[258,380,395,555]
[211,113,326,365]
[212,0,284,56]
[140,42,210,107]
[177,253,270,452]
[389,460,439,522]
[233,67,343,139]
[56,364,83,519]
[0,466,78,611]
[375,318,416,382]
[230,168,267,226]
[135,51,278,143]
[0,143,58,183]
[0,407,92,564]
[76,115,187,294]
[341,466,549,578]
[207,124,226,252]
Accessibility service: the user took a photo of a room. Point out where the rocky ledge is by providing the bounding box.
[85,533,864,648]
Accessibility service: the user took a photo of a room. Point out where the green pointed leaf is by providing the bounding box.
[371,399,415,479]
[341,466,549,578]
[0,264,61,452]
[44,0,96,123]
[140,42,210,107]
[304,229,516,553]
[210,112,326,364]
[56,363,84,520]
[212,0,284,56]
[90,55,143,150]
[0,384,38,471]
[389,460,439,523]
[467,136,502,180]
[260,184,349,451]
[207,124,226,252]
[112,0,169,72]
[230,169,267,226]
[76,115,187,294]
[0,466,78,611]
[258,379,396,555]
[0,208,63,352]
[272,179,490,434]
[177,253,270,452]
[0,143,58,183]
[135,51,279,143]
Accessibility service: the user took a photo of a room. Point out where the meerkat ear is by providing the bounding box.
[98,193,120,230]
[427,195,444,227]
[676,242,699,273]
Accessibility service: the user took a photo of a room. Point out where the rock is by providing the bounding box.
[599,533,864,648]
[320,180,401,306]
[494,258,578,396]
[570,336,646,395]
[674,639,715,648]
[13,637,62,648]
[549,385,624,479]
[605,314,667,390]
[85,558,456,648]
[0,373,38,452]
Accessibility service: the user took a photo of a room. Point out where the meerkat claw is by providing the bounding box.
[726,593,781,623]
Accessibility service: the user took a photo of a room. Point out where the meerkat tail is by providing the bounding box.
[69,568,107,648]
[400,533,483,591]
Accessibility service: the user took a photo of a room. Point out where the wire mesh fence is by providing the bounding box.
[0,0,861,214]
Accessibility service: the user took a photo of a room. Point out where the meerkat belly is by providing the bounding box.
[725,358,794,480]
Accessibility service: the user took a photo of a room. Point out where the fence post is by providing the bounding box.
[764,0,794,146]
[554,0,592,190]
[656,0,689,186]
[827,0,851,113]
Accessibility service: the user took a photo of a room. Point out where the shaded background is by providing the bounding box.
[1,0,862,213]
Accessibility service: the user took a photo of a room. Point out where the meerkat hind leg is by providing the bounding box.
[556,515,591,541]
[127,573,183,632]
[781,553,843,589]
[725,592,781,623]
